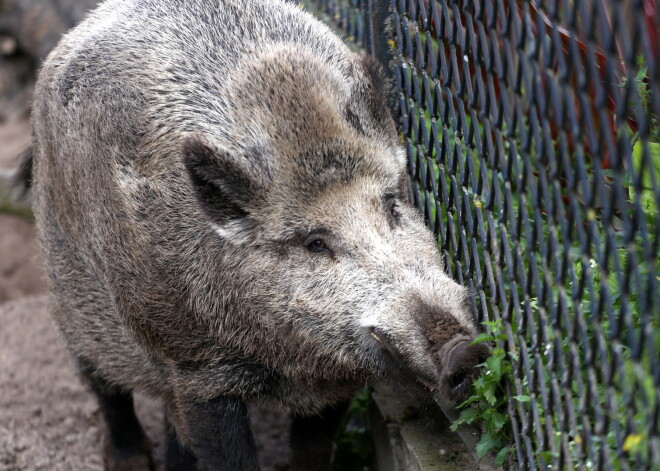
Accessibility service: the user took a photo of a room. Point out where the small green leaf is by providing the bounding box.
[495,446,511,466]
[469,332,494,345]
[486,354,504,380]
[488,411,508,430]
[456,394,480,408]
[539,450,555,462]
[475,433,501,459]
[472,376,487,392]
[629,140,659,221]
[484,386,497,406]
[481,320,501,330]
[513,395,531,402]
[456,407,479,424]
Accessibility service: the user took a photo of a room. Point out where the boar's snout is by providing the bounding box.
[437,336,489,403]
[367,325,489,404]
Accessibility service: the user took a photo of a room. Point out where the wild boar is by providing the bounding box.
[25,0,489,469]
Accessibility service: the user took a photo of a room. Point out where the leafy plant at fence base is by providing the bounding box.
[450,319,519,466]
[333,387,374,471]
[452,303,659,469]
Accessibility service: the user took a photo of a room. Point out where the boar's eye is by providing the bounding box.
[390,203,400,219]
[387,197,401,222]
[306,238,333,255]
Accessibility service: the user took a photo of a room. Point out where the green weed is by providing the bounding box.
[450,319,520,466]
[333,388,375,471]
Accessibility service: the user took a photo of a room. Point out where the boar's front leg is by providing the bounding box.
[164,410,198,471]
[177,395,260,471]
[290,401,349,471]
[76,357,155,471]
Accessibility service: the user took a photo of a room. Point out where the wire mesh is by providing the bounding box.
[301,0,660,469]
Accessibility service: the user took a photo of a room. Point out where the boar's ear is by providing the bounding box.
[345,54,397,141]
[182,136,260,223]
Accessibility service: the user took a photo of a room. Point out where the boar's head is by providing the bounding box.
[182,46,488,407]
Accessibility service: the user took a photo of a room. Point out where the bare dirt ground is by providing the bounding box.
[0,121,291,471]
[0,215,44,304]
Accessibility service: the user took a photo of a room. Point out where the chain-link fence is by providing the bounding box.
[302,1,659,469]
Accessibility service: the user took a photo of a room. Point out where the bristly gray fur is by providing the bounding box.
[31,0,485,467]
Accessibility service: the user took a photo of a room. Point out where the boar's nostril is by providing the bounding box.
[440,340,490,403]
[447,369,469,391]
[476,347,489,366]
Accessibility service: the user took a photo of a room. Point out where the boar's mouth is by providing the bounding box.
[368,326,438,391]
[368,327,489,403]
